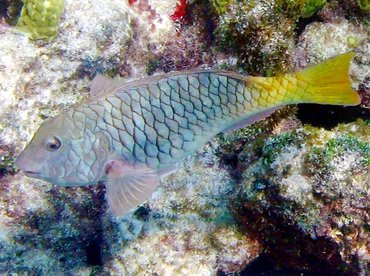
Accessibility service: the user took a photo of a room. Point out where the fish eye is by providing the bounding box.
[44,136,62,152]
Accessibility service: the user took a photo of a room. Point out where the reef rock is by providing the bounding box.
[228,118,369,275]
[103,142,261,275]
[0,173,106,274]
[294,19,369,107]
[0,0,369,275]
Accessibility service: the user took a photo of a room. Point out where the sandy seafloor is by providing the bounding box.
[0,0,369,275]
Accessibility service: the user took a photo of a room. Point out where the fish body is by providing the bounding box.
[16,53,361,216]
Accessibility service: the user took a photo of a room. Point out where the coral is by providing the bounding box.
[16,0,65,40]
[226,119,369,274]
[170,0,188,23]
[103,144,262,274]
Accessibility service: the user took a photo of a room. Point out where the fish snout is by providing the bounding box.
[15,151,43,177]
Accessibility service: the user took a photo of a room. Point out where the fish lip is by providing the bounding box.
[23,170,42,177]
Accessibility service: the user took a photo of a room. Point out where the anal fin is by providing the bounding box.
[223,106,281,133]
[105,160,161,217]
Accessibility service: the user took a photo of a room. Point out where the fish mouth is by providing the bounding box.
[23,170,42,178]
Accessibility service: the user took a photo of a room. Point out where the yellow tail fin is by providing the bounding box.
[289,52,361,106]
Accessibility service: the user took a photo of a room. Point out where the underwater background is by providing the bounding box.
[0,0,369,275]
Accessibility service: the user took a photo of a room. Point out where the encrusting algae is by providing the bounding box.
[16,52,361,217]
[357,0,370,11]
[229,118,369,273]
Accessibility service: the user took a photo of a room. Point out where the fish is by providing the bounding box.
[16,52,361,217]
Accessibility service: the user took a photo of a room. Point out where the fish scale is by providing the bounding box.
[85,72,260,169]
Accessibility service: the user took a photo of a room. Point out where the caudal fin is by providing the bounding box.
[290,52,361,106]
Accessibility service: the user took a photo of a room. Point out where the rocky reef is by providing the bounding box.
[223,117,369,274]
[103,145,261,275]
[0,0,369,275]
[0,175,105,274]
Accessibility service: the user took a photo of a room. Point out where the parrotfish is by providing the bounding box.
[16,53,361,216]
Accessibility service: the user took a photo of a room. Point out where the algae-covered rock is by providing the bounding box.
[229,119,369,274]
[215,0,296,76]
[295,19,369,107]
[295,20,367,64]
[357,0,370,11]
[275,0,327,18]
[0,141,16,176]
[103,143,262,275]
[0,175,105,274]
[0,0,134,150]
[16,0,65,40]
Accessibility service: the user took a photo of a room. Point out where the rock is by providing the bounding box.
[103,142,262,275]
[229,119,369,274]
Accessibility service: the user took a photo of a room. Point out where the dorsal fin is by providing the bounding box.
[88,70,248,100]
[89,74,126,97]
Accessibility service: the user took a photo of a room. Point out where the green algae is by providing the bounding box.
[274,0,327,18]
[262,130,303,165]
[299,0,327,17]
[16,0,65,40]
[357,0,370,11]
[305,119,370,166]
[308,134,370,167]
[211,0,256,14]
[346,36,360,48]
[211,0,234,14]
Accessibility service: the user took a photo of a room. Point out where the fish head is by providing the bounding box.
[16,114,109,186]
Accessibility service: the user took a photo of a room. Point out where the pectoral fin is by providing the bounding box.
[104,160,161,217]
